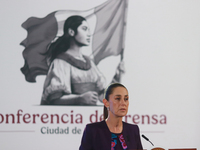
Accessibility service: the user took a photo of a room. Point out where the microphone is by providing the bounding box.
[142,134,154,146]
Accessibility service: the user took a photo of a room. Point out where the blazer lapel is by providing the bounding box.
[122,122,137,149]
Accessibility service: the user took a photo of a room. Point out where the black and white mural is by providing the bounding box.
[0,0,199,149]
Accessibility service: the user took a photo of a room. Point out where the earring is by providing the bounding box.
[107,107,109,111]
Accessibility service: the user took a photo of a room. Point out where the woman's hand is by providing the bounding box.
[79,91,98,105]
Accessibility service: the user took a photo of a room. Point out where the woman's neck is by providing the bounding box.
[106,116,123,134]
[66,40,82,58]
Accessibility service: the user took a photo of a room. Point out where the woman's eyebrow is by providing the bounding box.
[114,95,121,97]
[82,26,87,29]
[114,95,128,98]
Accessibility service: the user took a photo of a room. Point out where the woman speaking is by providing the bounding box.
[79,83,143,150]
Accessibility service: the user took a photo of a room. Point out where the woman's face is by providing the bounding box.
[74,20,91,46]
[108,87,129,118]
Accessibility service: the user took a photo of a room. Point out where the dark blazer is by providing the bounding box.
[79,120,143,150]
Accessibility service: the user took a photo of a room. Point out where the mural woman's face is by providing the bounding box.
[74,20,91,46]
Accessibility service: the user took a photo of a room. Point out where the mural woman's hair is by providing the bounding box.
[46,15,86,62]
[103,83,127,120]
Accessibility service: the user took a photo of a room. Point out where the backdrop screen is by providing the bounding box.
[0,0,200,149]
